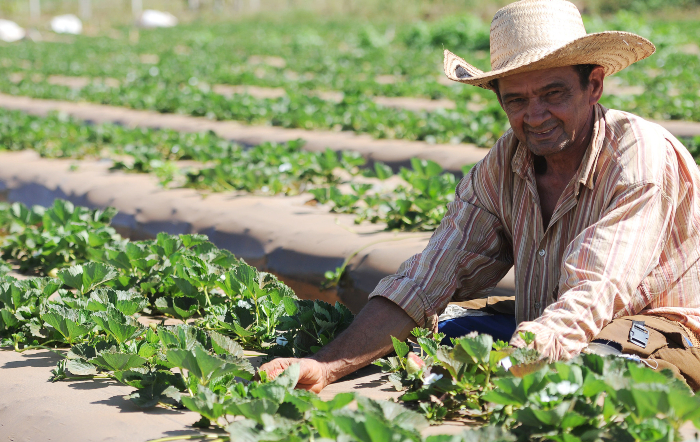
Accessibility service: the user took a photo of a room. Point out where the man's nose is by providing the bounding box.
[524,98,550,128]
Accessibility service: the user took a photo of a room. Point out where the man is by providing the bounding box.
[261,0,700,391]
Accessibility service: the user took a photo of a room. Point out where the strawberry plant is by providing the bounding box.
[0,200,122,275]
[269,299,354,357]
[316,158,459,231]
[1,15,700,147]
[2,200,700,441]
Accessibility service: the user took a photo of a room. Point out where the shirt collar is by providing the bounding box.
[510,103,607,196]
[575,104,606,196]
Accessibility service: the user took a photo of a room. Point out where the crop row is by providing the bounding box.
[0,14,698,145]
[0,108,468,231]
[0,199,698,441]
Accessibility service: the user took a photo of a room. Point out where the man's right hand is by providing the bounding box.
[258,357,329,393]
[258,297,418,394]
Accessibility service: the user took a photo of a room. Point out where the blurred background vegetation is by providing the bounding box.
[2,0,700,27]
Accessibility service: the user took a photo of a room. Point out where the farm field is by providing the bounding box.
[0,199,698,442]
[0,13,700,146]
[1,1,700,441]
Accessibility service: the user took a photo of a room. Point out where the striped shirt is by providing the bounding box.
[369,104,700,360]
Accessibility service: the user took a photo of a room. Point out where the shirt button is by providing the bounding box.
[534,302,541,310]
[538,249,546,257]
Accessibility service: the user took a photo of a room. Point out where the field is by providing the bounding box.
[1,1,700,441]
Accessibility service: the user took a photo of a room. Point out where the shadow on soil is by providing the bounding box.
[68,378,121,390]
[92,394,188,415]
[1,348,63,368]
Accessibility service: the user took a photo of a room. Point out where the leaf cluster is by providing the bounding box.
[0,200,121,275]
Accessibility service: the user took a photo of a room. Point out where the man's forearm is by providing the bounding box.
[309,297,418,384]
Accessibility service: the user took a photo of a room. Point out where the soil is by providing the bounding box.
[0,150,516,313]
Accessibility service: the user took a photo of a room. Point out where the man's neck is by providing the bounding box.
[534,107,595,229]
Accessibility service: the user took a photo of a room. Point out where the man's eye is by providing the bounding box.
[547,90,562,96]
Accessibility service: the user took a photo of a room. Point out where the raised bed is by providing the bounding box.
[0,150,516,312]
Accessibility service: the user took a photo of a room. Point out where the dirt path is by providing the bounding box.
[0,150,516,312]
[0,347,468,442]
[32,75,700,138]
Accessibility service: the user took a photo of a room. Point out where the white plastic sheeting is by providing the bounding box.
[0,20,25,42]
[50,14,83,35]
[137,10,178,29]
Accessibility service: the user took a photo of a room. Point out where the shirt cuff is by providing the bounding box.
[367,275,439,332]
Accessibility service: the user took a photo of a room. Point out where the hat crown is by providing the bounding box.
[490,0,587,71]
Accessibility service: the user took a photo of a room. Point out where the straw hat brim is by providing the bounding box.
[444,31,655,90]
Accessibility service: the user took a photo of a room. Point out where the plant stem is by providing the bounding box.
[63,374,113,381]
[322,234,431,290]
[145,435,224,442]
[15,342,63,356]
[203,286,212,307]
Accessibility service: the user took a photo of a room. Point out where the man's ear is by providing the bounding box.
[490,80,504,108]
[588,66,605,105]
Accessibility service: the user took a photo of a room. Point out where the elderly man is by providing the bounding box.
[261,0,700,391]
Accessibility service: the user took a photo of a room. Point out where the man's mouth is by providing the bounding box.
[528,126,557,137]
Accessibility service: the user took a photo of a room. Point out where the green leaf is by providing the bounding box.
[217,263,261,300]
[528,401,569,426]
[364,414,396,442]
[209,331,244,357]
[373,161,394,180]
[92,307,142,344]
[454,333,492,365]
[0,308,20,330]
[156,233,182,257]
[560,411,589,430]
[270,363,300,389]
[226,398,279,424]
[87,288,147,316]
[172,276,199,297]
[65,359,98,376]
[181,386,227,421]
[92,351,147,371]
[57,262,118,295]
[154,296,199,320]
[281,297,298,316]
[391,336,409,358]
[41,305,92,343]
[166,344,253,386]
[417,337,438,359]
[180,234,208,248]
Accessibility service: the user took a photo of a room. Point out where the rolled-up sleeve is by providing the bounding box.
[513,181,676,360]
[369,159,514,330]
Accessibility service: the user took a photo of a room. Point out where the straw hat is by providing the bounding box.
[444,0,655,90]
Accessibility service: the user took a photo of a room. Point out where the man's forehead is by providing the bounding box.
[499,66,579,92]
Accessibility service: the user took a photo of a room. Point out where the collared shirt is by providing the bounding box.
[368,104,700,360]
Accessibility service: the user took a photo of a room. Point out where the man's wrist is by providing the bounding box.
[308,354,344,385]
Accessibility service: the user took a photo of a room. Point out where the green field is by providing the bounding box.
[1,1,700,440]
[0,11,699,146]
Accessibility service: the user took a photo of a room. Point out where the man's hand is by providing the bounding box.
[258,297,418,393]
[258,358,329,393]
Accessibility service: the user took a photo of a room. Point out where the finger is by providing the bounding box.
[259,359,294,379]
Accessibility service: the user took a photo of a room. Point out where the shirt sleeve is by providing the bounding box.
[368,159,514,331]
[512,180,676,360]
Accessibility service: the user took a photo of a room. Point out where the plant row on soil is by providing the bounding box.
[3,107,700,236]
[1,13,699,145]
[0,198,698,442]
[0,108,468,231]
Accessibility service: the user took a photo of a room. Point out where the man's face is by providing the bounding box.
[497,66,602,157]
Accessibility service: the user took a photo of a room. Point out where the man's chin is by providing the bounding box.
[526,139,568,156]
